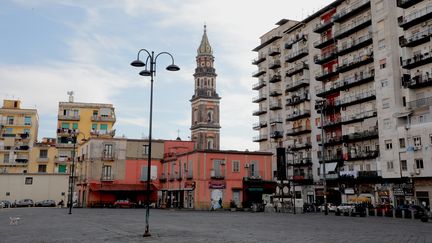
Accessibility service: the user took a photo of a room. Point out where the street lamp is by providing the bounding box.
[316,99,328,215]
[68,130,86,215]
[131,49,180,237]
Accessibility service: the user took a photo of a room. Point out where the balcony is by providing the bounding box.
[91,116,116,122]
[58,115,80,121]
[285,33,307,49]
[286,62,309,77]
[333,0,371,23]
[90,129,116,137]
[269,118,283,125]
[334,15,372,39]
[253,134,268,142]
[402,73,432,89]
[285,48,309,63]
[252,54,266,65]
[101,174,115,181]
[317,71,375,97]
[337,52,374,73]
[320,135,344,146]
[289,143,312,151]
[268,47,281,56]
[186,170,193,179]
[345,150,379,161]
[313,36,335,49]
[289,174,314,184]
[341,109,377,125]
[286,109,311,121]
[269,101,283,110]
[101,153,115,161]
[159,173,167,182]
[400,27,432,48]
[252,68,266,77]
[314,49,338,65]
[398,5,432,30]
[269,89,282,97]
[315,68,339,81]
[19,133,30,139]
[269,73,282,83]
[56,143,74,148]
[407,96,432,110]
[252,108,267,116]
[285,77,310,92]
[334,90,376,107]
[313,18,334,33]
[252,121,267,130]
[268,60,281,70]
[342,128,379,143]
[270,130,284,139]
[286,126,311,136]
[37,157,49,163]
[0,133,16,138]
[15,158,29,164]
[337,33,373,56]
[286,93,309,106]
[319,154,344,163]
[357,170,382,180]
[57,128,78,136]
[401,50,432,70]
[252,79,266,90]
[252,93,267,103]
[397,0,423,9]
[210,167,225,179]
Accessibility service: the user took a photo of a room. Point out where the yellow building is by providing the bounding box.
[28,138,59,174]
[0,99,38,173]
[56,96,116,173]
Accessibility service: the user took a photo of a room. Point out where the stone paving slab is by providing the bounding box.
[0,207,430,243]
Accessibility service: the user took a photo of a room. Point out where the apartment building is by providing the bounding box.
[0,99,38,174]
[252,0,432,207]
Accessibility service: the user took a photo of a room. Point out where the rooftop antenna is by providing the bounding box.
[67,91,74,103]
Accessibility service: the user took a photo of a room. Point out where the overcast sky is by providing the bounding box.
[0,0,334,151]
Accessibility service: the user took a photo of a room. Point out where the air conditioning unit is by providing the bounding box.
[244,163,249,168]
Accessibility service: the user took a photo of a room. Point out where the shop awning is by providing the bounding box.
[89,183,158,192]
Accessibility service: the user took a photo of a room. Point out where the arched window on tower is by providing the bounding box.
[208,110,213,123]
[207,138,214,150]
[193,109,198,124]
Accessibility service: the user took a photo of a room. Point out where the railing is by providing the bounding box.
[286,125,311,135]
[334,15,372,38]
[314,48,337,64]
[252,68,266,77]
[58,115,80,121]
[268,60,281,69]
[315,67,339,81]
[15,158,29,163]
[252,93,267,103]
[313,35,334,49]
[101,153,115,161]
[269,88,282,96]
[286,62,309,77]
[252,54,266,65]
[269,117,283,124]
[252,79,266,90]
[337,51,373,73]
[403,73,432,88]
[313,18,333,33]
[91,116,116,122]
[252,121,267,129]
[210,169,225,179]
[337,33,372,55]
[286,109,311,120]
[287,157,312,165]
[269,74,282,83]
[285,33,307,48]
[332,0,370,22]
[286,93,309,106]
[343,127,378,142]
[401,50,432,69]
[268,47,281,56]
[398,5,432,26]
[252,134,268,142]
[285,48,308,62]
[397,0,423,9]
[100,174,115,181]
[90,129,116,136]
[286,77,310,92]
[346,150,379,160]
[289,143,312,150]
[400,27,432,47]
[37,157,49,163]
[357,170,381,178]
[341,109,377,123]
[335,90,375,106]
[407,96,432,110]
[269,101,282,109]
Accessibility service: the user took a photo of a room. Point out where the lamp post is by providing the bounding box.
[68,131,86,215]
[131,49,180,237]
[316,99,328,215]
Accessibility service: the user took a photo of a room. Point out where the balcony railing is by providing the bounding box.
[313,36,335,49]
[346,150,379,161]
[210,169,225,179]
[285,47,309,63]
[252,79,266,90]
[357,170,382,179]
[252,93,267,103]
[101,153,115,161]
[286,109,311,121]
[268,47,281,56]
[286,126,311,136]
[101,174,115,181]
[58,115,80,121]
[90,129,116,137]
[269,89,282,97]
[253,134,268,142]
[342,127,379,143]
[269,117,283,124]
[286,62,309,77]
[37,157,49,163]
[252,108,267,116]
[285,76,310,92]
[269,101,283,110]
[334,15,372,39]
[91,116,116,122]
[341,109,377,125]
[319,154,344,163]
[288,142,312,151]
[332,0,371,23]
[337,51,374,73]
[316,70,374,97]
[252,54,266,65]
[334,90,376,107]
[252,121,267,130]
[285,33,307,49]
[270,130,284,139]
[252,68,266,77]
[15,158,29,163]
[313,18,334,33]
[314,49,338,65]
[407,96,432,110]
[269,73,282,83]
[315,67,339,81]
[286,93,310,106]
[397,0,423,9]
[402,73,432,89]
[321,135,344,146]
[401,50,432,70]
[400,27,432,48]
[337,33,373,56]
[268,60,281,69]
[398,5,432,30]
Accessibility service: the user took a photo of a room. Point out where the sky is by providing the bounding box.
[0,0,334,151]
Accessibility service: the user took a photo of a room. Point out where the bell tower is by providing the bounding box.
[190,25,221,150]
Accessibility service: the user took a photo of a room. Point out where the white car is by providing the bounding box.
[335,203,355,216]
[318,203,337,212]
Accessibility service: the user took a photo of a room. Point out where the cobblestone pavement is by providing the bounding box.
[0,207,430,243]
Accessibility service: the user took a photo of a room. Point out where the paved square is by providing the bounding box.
[0,208,430,242]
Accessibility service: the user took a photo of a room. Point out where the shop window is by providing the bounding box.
[401,160,407,171]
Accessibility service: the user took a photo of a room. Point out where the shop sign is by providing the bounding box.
[248,187,263,192]
[209,181,226,189]
[185,181,196,190]
[345,188,355,194]
[393,183,414,196]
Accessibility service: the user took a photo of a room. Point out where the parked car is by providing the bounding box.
[15,199,34,207]
[303,203,317,213]
[318,203,337,212]
[335,203,355,216]
[0,200,11,208]
[35,200,56,207]
[374,204,394,217]
[113,199,136,208]
[395,204,425,219]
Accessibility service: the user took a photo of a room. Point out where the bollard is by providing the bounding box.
[393,209,396,218]
[411,210,415,220]
[366,208,369,217]
[374,209,377,217]
[402,210,405,219]
[382,209,385,217]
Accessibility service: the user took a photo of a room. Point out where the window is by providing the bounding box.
[401,160,407,171]
[366,164,371,171]
[380,79,388,88]
[415,159,424,169]
[143,145,149,155]
[72,123,78,129]
[385,140,393,150]
[232,160,240,173]
[378,39,385,50]
[61,123,70,129]
[100,124,108,131]
[39,149,48,158]
[387,161,394,171]
[24,116,31,125]
[430,134,432,144]
[414,136,422,146]
[7,116,14,125]
[58,165,67,173]
[102,165,112,179]
[207,138,214,149]
[379,58,386,69]
[91,124,97,130]
[38,164,47,173]
[25,177,33,185]
[3,154,9,163]
[348,165,354,171]
[93,110,98,116]
[382,98,390,109]
[383,119,391,129]
[104,144,113,158]
[23,128,30,134]
[399,138,406,149]
[5,128,12,134]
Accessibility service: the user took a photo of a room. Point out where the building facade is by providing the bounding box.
[252,0,432,207]
[191,26,221,150]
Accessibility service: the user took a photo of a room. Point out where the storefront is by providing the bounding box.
[242,178,276,208]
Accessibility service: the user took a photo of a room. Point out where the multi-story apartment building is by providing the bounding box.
[0,99,38,174]
[28,138,58,173]
[252,0,432,207]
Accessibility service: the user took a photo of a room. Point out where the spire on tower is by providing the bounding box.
[197,25,212,55]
